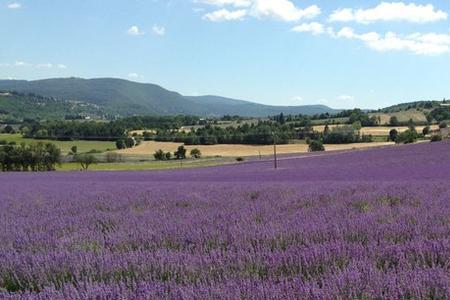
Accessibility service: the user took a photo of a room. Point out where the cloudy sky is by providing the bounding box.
[0,0,449,109]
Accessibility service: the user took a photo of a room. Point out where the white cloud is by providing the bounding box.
[14,61,30,67]
[291,96,303,102]
[329,2,447,24]
[199,0,320,22]
[291,22,324,35]
[193,7,206,13]
[128,73,139,79]
[152,25,166,36]
[337,95,355,101]
[250,0,320,22]
[7,2,21,9]
[330,26,450,55]
[36,63,53,69]
[1,61,68,69]
[195,0,251,7]
[127,25,144,36]
[203,8,247,21]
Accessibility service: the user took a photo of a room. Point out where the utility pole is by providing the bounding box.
[272,132,278,169]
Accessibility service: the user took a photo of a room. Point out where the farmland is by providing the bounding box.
[116,140,394,157]
[1,142,450,299]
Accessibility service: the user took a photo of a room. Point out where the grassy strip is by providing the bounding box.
[57,158,234,171]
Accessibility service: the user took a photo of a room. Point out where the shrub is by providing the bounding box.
[154,149,167,161]
[190,148,202,159]
[422,126,431,136]
[105,152,123,163]
[439,121,448,129]
[396,129,417,144]
[430,135,442,142]
[236,157,244,162]
[309,140,325,152]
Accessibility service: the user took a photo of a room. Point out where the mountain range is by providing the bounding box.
[0,78,338,118]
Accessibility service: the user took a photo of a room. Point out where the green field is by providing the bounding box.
[58,157,234,171]
[0,134,115,154]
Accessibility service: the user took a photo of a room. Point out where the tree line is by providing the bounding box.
[0,143,61,171]
[154,122,297,145]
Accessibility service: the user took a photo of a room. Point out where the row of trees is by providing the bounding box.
[155,122,297,145]
[0,143,61,171]
[272,109,380,127]
[21,119,126,141]
[388,121,448,144]
[153,146,201,161]
[321,125,373,144]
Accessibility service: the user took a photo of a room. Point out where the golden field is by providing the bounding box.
[116,141,395,157]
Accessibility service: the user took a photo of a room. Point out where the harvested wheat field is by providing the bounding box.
[115,141,394,157]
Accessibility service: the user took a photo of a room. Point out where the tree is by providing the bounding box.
[116,139,126,150]
[70,145,78,155]
[323,124,331,135]
[143,131,153,141]
[439,121,448,129]
[43,143,62,171]
[352,121,362,131]
[422,126,431,136]
[124,137,135,148]
[2,125,14,134]
[0,142,61,172]
[153,149,167,161]
[429,107,450,122]
[190,148,202,159]
[389,129,398,142]
[277,113,286,125]
[407,119,416,132]
[75,154,97,170]
[396,129,417,144]
[174,145,187,160]
[165,152,172,160]
[322,126,359,144]
[389,116,399,126]
[309,140,325,152]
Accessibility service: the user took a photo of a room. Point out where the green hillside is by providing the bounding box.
[0,78,339,117]
[0,91,106,122]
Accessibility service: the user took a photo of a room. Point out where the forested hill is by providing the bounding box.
[0,78,339,117]
[0,91,107,122]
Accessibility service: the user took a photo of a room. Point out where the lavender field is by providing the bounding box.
[1,142,450,299]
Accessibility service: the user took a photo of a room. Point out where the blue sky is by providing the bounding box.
[0,0,449,109]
